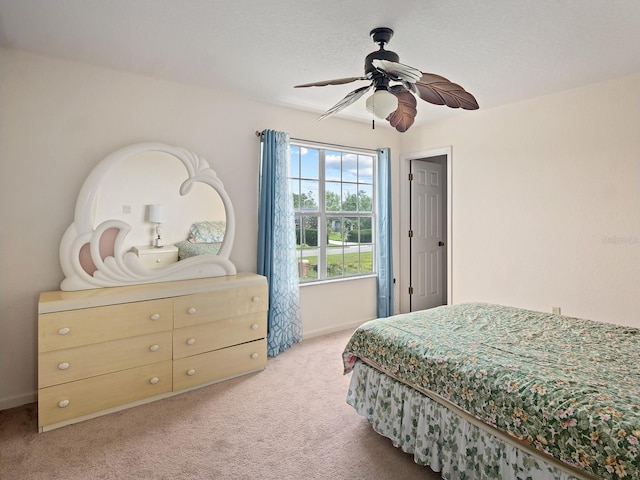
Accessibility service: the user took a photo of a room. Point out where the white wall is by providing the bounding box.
[0,49,399,409]
[3,47,637,410]
[401,75,640,327]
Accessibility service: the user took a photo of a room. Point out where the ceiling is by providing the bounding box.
[2,0,640,127]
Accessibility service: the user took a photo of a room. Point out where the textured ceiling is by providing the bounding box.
[2,0,640,127]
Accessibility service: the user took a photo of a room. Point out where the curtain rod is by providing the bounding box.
[255,130,379,154]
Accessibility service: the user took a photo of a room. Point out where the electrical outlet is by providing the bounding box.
[122,205,131,214]
[552,306,561,315]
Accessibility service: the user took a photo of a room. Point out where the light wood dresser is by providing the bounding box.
[37,272,268,432]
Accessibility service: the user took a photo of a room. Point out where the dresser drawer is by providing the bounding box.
[38,360,172,427]
[39,331,172,388]
[173,339,266,391]
[39,298,173,352]
[173,312,266,359]
[173,283,268,329]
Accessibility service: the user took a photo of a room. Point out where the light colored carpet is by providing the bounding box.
[1,329,441,479]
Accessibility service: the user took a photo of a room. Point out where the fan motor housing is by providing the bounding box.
[365,49,400,76]
[366,27,400,87]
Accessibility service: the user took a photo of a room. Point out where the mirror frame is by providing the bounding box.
[59,142,236,291]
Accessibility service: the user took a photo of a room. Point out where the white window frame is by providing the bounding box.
[290,140,377,284]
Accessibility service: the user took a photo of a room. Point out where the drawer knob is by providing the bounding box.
[186,338,196,345]
[149,344,160,352]
[150,313,161,321]
[187,307,197,315]
[58,399,70,408]
[251,353,259,359]
[187,369,196,376]
[252,296,260,303]
[250,324,259,331]
[57,327,70,335]
[149,377,160,385]
[155,259,161,263]
[57,362,70,370]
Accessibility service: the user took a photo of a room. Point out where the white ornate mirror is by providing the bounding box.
[59,142,236,291]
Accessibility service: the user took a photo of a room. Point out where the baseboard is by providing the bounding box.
[302,318,373,340]
[0,391,37,411]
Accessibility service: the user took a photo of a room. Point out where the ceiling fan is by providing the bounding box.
[295,27,479,132]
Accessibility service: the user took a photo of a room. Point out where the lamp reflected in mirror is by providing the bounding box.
[148,204,166,248]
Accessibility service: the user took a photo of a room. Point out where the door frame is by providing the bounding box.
[399,146,453,313]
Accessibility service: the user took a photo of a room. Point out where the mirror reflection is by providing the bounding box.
[60,142,237,291]
[94,151,226,266]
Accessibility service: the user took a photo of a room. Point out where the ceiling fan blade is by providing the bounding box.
[386,86,417,133]
[413,73,479,110]
[371,59,422,84]
[294,76,367,88]
[317,84,373,121]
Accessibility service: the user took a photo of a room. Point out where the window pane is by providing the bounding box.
[327,216,343,243]
[290,146,300,178]
[300,147,319,179]
[298,215,319,246]
[294,215,302,246]
[342,183,358,211]
[300,180,319,211]
[358,155,374,184]
[360,215,373,235]
[290,179,299,208]
[345,216,359,243]
[298,247,318,281]
[342,153,358,182]
[358,185,373,212]
[360,247,373,274]
[325,182,341,212]
[326,245,343,278]
[325,151,342,181]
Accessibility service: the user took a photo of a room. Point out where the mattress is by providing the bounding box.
[342,303,640,479]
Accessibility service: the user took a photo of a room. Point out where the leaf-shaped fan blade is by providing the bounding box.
[295,77,366,88]
[386,86,417,133]
[413,73,479,110]
[371,59,422,83]
[317,84,372,121]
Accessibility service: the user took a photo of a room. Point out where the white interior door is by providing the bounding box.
[410,160,445,311]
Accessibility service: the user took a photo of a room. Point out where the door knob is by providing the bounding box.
[438,241,444,246]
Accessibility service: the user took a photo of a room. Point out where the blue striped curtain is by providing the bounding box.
[257,130,303,356]
[376,147,394,318]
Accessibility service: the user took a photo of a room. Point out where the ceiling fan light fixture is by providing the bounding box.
[365,88,397,119]
[296,27,478,132]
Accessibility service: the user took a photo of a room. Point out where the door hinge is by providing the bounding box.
[408,230,413,238]
[408,173,414,181]
[409,286,414,295]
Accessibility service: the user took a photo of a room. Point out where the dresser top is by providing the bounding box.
[39,272,267,314]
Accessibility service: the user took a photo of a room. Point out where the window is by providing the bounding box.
[289,142,376,283]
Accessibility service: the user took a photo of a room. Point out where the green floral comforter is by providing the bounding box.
[342,303,640,479]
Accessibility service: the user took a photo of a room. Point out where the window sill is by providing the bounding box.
[299,274,377,288]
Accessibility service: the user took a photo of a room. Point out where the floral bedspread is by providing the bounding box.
[342,303,640,479]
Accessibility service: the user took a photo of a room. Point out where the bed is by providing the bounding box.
[342,303,640,480]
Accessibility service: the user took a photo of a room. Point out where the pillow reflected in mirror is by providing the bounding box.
[188,221,226,244]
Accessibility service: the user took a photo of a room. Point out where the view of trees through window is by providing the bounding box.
[289,143,375,282]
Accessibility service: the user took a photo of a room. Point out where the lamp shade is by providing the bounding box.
[365,89,398,119]
[148,204,166,223]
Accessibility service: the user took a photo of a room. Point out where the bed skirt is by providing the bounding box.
[347,360,590,480]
